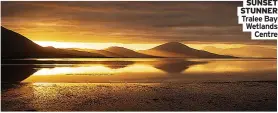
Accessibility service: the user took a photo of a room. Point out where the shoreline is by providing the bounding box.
[2,81,276,111]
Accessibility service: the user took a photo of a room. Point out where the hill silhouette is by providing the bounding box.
[105,46,158,58]
[94,50,124,57]
[139,42,235,58]
[2,27,236,58]
[1,27,105,58]
[67,48,124,57]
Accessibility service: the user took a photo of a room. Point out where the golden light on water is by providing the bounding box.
[184,60,276,73]
[20,59,276,83]
[32,64,164,76]
[23,64,166,82]
[33,82,55,86]
[185,63,246,73]
[33,58,160,61]
[32,65,114,76]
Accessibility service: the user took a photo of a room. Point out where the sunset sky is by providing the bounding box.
[1,1,277,51]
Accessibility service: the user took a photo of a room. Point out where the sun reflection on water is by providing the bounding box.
[19,59,276,83]
[184,60,276,73]
[22,64,167,83]
[32,64,165,76]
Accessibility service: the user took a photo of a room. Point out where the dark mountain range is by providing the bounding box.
[1,27,105,58]
[2,27,235,59]
[105,46,158,58]
[67,48,124,58]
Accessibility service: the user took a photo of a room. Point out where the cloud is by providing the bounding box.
[1,1,276,45]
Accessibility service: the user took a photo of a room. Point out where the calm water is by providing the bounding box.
[1,58,277,111]
[2,58,277,83]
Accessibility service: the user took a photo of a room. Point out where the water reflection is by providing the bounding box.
[22,64,167,83]
[1,65,39,83]
[152,59,207,73]
[1,59,276,83]
[185,60,276,73]
[32,64,165,75]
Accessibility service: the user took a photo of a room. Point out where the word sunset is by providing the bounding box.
[238,0,278,39]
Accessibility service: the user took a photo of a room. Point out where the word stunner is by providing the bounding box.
[238,0,278,39]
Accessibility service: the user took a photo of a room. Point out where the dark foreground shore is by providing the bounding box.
[1,81,277,111]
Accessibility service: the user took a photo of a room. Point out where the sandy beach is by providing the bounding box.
[1,81,276,111]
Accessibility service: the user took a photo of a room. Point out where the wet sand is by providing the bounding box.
[1,81,276,111]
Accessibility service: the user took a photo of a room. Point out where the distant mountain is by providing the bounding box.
[94,50,124,57]
[203,46,277,58]
[139,42,235,58]
[68,48,124,58]
[1,27,236,59]
[105,46,158,58]
[1,27,105,58]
